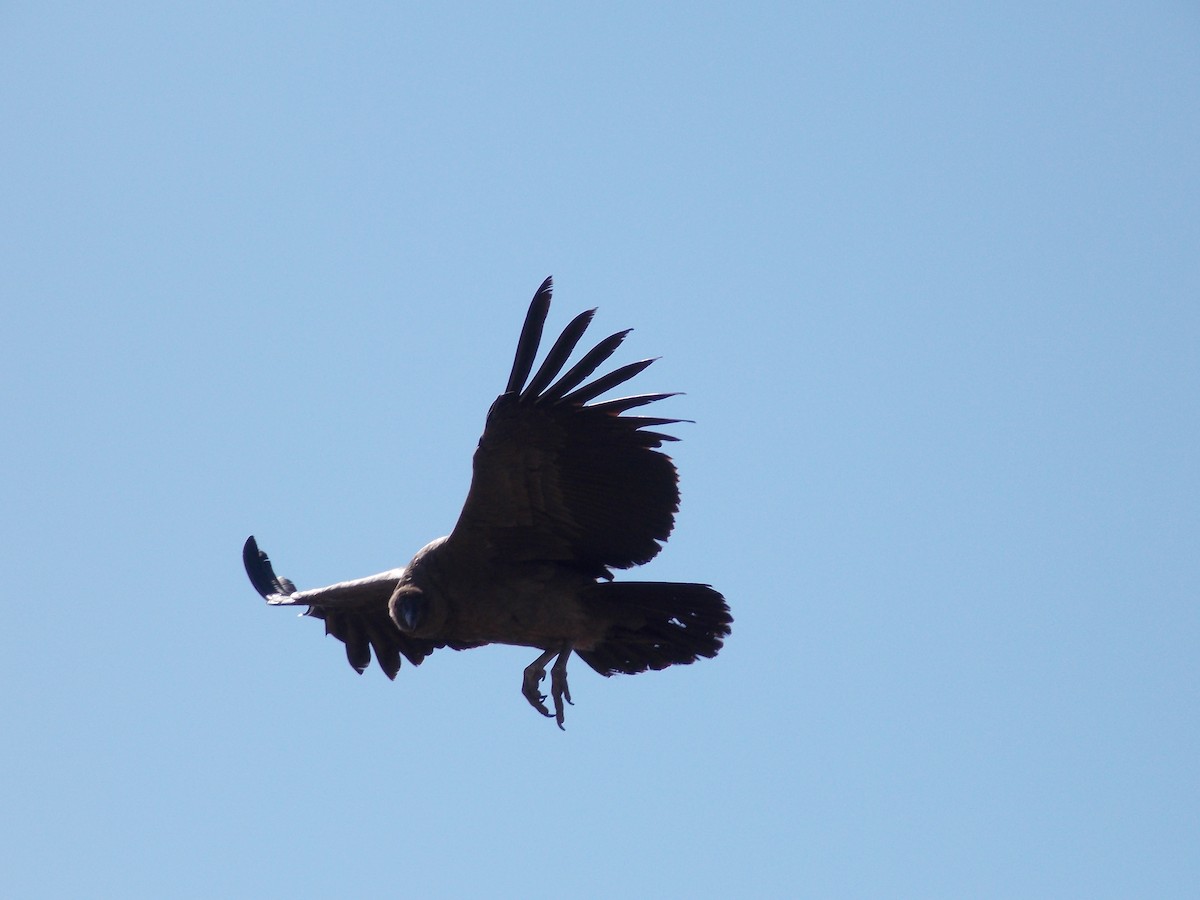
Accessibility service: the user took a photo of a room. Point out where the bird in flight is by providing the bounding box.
[243,277,731,728]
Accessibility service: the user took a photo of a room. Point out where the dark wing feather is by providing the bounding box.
[558,358,657,405]
[306,605,434,677]
[521,308,595,400]
[541,329,632,402]
[505,276,554,393]
[448,280,683,573]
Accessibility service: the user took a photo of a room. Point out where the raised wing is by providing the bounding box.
[243,536,439,678]
[448,277,684,574]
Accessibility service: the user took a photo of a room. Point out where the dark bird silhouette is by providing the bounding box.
[243,277,731,727]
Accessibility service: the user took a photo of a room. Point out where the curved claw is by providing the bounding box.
[522,649,557,718]
[550,651,574,730]
[522,645,577,727]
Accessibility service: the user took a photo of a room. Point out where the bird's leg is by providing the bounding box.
[550,643,575,730]
[522,648,558,719]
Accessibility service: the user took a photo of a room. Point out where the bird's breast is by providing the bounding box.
[438,566,608,650]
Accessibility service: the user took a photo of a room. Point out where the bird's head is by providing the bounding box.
[390,584,434,636]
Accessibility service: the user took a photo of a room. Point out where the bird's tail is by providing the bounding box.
[577,582,732,676]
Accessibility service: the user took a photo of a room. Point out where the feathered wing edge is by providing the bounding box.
[505,276,554,393]
[508,280,683,433]
[243,536,439,679]
[486,278,689,569]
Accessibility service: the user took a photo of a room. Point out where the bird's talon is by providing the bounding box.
[549,652,573,728]
[522,649,560,719]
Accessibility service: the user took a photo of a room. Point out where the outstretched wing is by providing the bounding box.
[447,277,684,574]
[243,536,440,678]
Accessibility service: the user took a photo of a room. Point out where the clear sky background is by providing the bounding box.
[2,4,1197,898]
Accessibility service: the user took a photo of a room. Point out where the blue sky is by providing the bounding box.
[2,3,1197,897]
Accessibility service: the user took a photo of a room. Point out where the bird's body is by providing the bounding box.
[244,278,731,727]
[390,538,604,649]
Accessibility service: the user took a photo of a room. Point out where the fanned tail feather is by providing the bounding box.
[578,582,732,676]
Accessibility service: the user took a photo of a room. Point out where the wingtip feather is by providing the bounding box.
[505,277,554,394]
[243,535,277,599]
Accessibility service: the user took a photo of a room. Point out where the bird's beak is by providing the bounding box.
[396,592,426,633]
